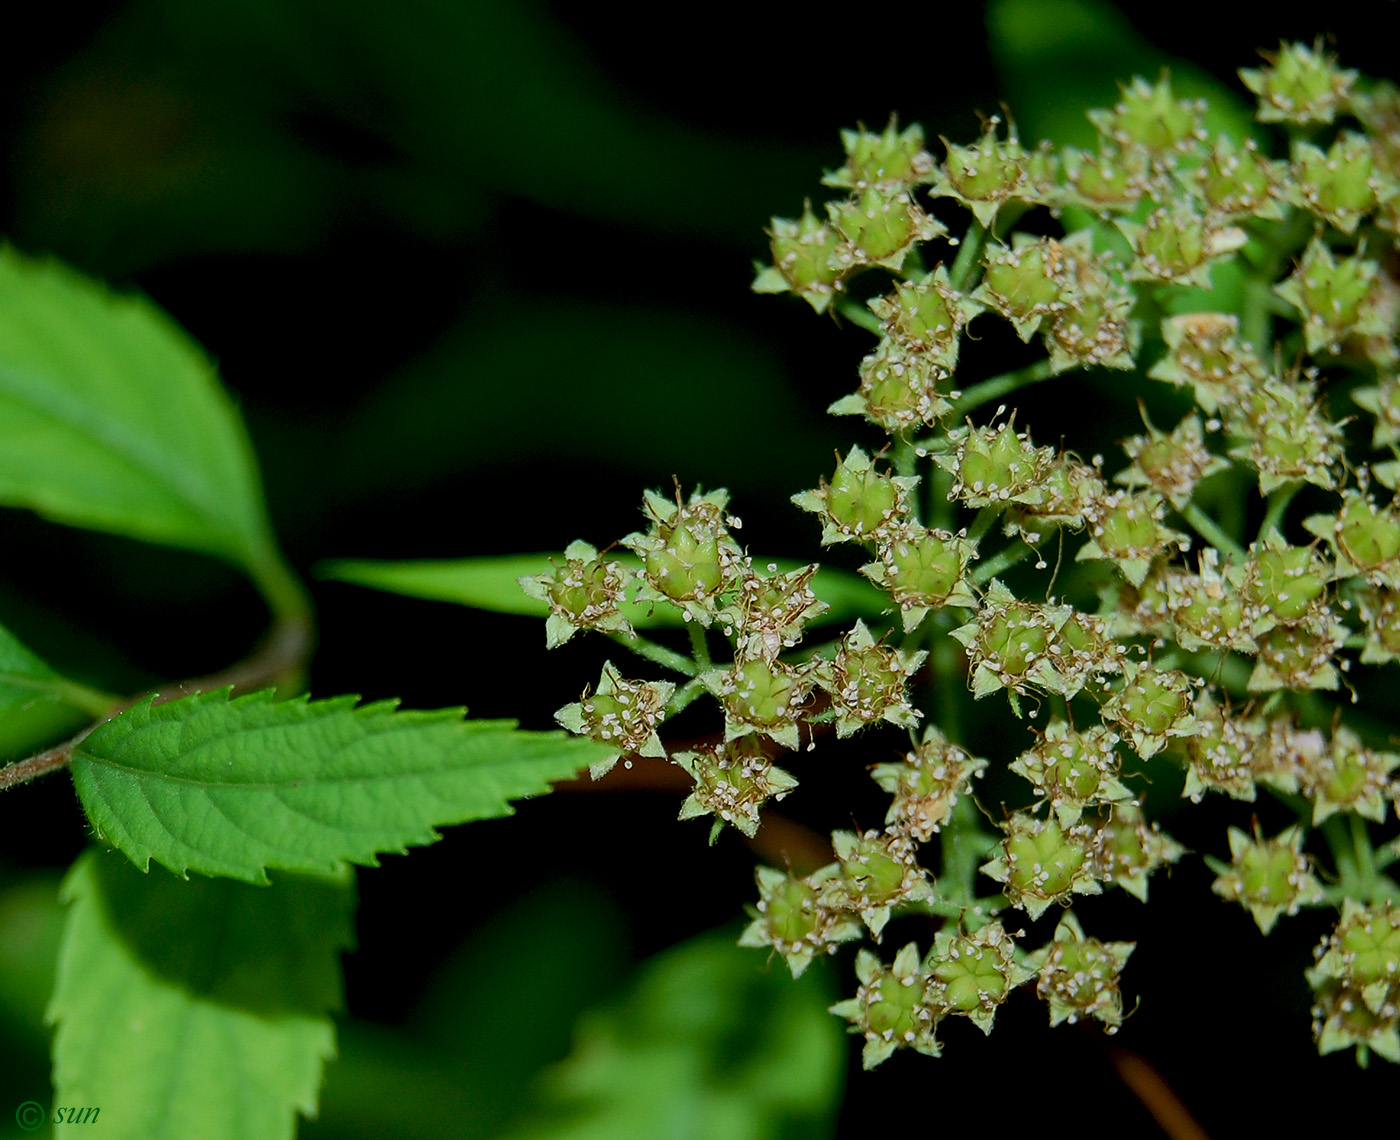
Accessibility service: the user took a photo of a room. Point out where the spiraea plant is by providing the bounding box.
[480,40,1400,1070]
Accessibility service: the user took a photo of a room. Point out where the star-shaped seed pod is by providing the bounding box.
[927,115,1057,227]
[1076,488,1189,588]
[751,201,849,313]
[981,811,1104,920]
[1148,312,1266,414]
[1288,133,1393,236]
[1286,725,1400,825]
[1210,823,1324,934]
[518,539,634,649]
[1086,72,1207,161]
[1306,899,1400,1064]
[792,446,919,547]
[1099,662,1199,760]
[702,657,816,752]
[1240,40,1358,126]
[1026,912,1135,1031]
[871,726,988,842]
[926,921,1034,1035]
[739,864,862,978]
[820,116,935,192]
[826,186,947,275]
[1118,201,1246,288]
[1304,490,1400,589]
[812,620,927,738]
[1088,802,1185,902]
[672,736,798,840]
[1115,411,1231,511]
[1187,135,1285,221]
[620,485,744,628]
[1009,720,1135,826]
[829,942,943,1069]
[554,663,674,780]
[974,234,1066,341]
[859,522,979,632]
[1180,693,1271,803]
[717,559,827,661]
[824,829,934,938]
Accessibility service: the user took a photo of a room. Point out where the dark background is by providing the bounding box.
[1,2,1396,1136]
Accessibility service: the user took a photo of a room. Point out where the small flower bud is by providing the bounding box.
[829,943,942,1068]
[871,726,988,842]
[741,864,862,978]
[518,539,634,648]
[926,921,1034,1034]
[981,811,1104,919]
[1240,40,1358,126]
[554,663,675,779]
[792,446,919,546]
[673,736,798,839]
[752,201,848,312]
[1026,912,1135,1031]
[1099,662,1198,759]
[813,620,927,738]
[1211,823,1324,934]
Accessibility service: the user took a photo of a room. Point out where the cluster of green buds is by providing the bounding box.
[528,41,1400,1071]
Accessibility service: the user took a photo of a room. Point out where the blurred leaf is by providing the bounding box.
[0,874,64,1054]
[500,930,844,1140]
[334,299,836,497]
[318,554,886,628]
[0,620,108,761]
[0,247,303,618]
[307,881,631,1140]
[72,688,611,883]
[986,0,1256,149]
[48,849,353,1140]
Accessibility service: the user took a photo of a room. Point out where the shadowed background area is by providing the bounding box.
[1,3,1396,1137]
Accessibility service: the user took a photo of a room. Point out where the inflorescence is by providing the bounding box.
[526,41,1400,1068]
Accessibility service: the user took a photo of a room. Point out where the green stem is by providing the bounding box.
[1351,813,1376,890]
[948,220,989,293]
[971,540,1039,584]
[666,675,710,717]
[1258,480,1300,540]
[836,298,884,336]
[1179,502,1246,562]
[965,505,1002,546]
[951,358,1056,420]
[687,622,712,672]
[606,632,697,677]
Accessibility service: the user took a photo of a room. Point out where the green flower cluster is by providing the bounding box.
[531,41,1400,1069]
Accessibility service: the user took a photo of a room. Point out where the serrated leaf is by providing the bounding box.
[48,848,353,1140]
[500,931,844,1140]
[317,554,884,627]
[0,246,301,614]
[71,688,609,882]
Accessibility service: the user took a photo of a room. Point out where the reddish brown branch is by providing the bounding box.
[0,617,314,794]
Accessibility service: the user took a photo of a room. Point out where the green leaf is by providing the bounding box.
[48,848,353,1140]
[500,930,844,1140]
[71,688,609,883]
[317,554,886,628]
[0,246,304,618]
[0,621,111,763]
